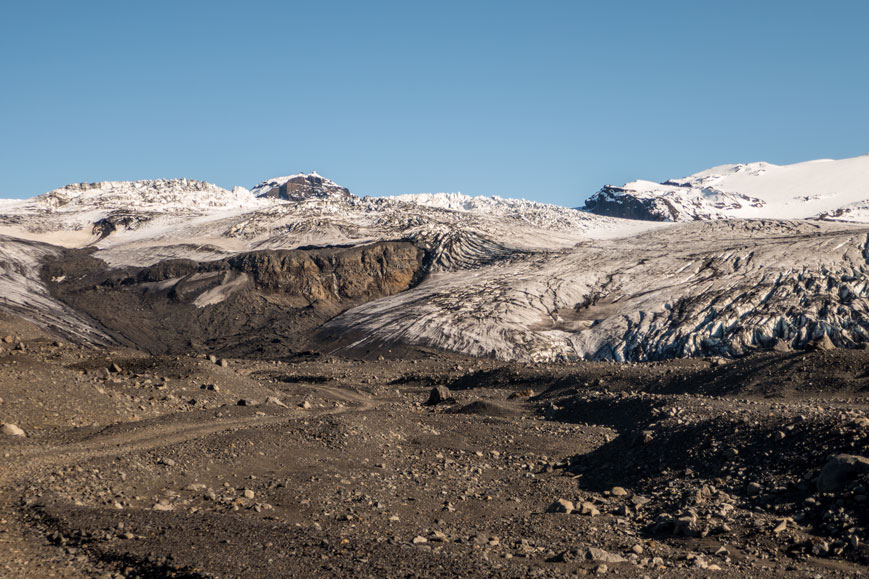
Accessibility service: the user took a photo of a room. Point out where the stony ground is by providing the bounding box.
[1,314,868,577]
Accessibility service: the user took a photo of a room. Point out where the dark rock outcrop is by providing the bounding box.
[43,242,426,358]
[582,186,678,221]
[254,174,350,202]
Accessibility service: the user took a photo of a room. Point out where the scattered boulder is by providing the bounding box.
[265,396,288,408]
[653,511,697,536]
[772,339,792,352]
[557,547,625,566]
[773,518,790,534]
[1,423,26,437]
[580,501,600,516]
[426,386,453,405]
[584,547,626,564]
[546,498,574,514]
[673,513,698,536]
[808,333,835,351]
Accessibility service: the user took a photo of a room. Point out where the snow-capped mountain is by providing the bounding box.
[0,172,645,355]
[0,174,641,266]
[385,192,623,232]
[26,179,259,212]
[3,158,869,363]
[584,154,869,222]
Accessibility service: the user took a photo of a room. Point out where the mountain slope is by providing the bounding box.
[584,154,869,222]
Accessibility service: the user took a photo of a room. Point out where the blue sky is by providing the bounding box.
[2,1,868,206]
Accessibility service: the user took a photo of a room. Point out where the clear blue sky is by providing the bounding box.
[2,1,868,206]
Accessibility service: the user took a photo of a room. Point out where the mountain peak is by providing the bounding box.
[250,172,350,201]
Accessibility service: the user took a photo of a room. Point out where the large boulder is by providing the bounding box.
[817,454,869,492]
[426,386,453,405]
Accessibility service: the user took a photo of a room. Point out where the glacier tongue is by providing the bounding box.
[320,220,869,362]
[0,236,117,346]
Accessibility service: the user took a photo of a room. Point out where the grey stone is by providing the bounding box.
[584,547,626,564]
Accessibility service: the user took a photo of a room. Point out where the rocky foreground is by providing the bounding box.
[1,313,868,578]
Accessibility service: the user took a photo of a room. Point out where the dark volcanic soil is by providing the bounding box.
[1,313,869,578]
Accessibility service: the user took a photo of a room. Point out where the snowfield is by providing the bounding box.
[584,154,869,222]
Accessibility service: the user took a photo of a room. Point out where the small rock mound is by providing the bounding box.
[453,400,518,417]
